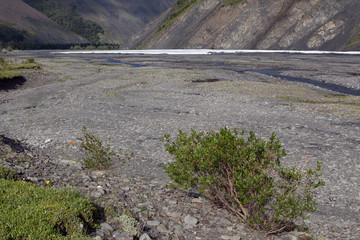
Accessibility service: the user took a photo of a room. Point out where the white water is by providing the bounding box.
[58,49,360,55]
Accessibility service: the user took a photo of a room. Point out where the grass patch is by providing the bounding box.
[0,179,97,239]
[194,79,360,119]
[221,0,243,7]
[347,26,360,48]
[0,70,22,81]
[0,57,40,82]
[0,166,19,180]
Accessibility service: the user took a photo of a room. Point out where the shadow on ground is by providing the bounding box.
[0,77,26,91]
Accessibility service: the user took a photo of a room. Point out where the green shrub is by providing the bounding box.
[162,127,325,233]
[9,58,39,70]
[0,179,96,239]
[0,57,6,65]
[117,214,140,236]
[26,58,35,64]
[0,166,18,180]
[78,126,133,170]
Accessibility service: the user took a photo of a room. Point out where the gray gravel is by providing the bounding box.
[0,51,359,239]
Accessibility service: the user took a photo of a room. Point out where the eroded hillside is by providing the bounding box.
[129,0,360,50]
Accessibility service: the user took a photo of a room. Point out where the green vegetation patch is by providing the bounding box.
[0,70,22,81]
[162,128,324,233]
[0,179,97,239]
[194,79,360,119]
[78,126,133,170]
[158,0,203,32]
[0,22,28,43]
[347,25,360,48]
[0,58,39,82]
[24,0,104,44]
[0,166,19,181]
[221,0,244,7]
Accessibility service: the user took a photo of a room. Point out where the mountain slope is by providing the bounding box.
[0,0,176,45]
[27,0,176,44]
[0,0,88,44]
[129,0,360,50]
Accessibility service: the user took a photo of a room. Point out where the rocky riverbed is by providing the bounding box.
[0,50,359,239]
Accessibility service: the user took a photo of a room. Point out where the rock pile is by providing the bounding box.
[0,135,314,240]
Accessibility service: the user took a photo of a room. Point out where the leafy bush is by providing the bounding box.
[0,166,18,180]
[78,126,133,170]
[117,214,140,236]
[162,127,325,233]
[0,179,96,239]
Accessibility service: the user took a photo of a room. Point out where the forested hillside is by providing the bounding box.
[23,0,104,44]
[0,0,88,48]
[0,0,176,48]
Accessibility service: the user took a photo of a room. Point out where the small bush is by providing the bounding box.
[0,166,18,180]
[0,179,97,239]
[26,58,35,63]
[162,127,325,233]
[78,126,133,170]
[117,214,140,236]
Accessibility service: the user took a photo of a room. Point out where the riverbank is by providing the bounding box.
[0,51,359,239]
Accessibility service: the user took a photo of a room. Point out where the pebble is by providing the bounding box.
[147,220,161,226]
[184,215,198,226]
[157,224,169,233]
[139,233,152,240]
[191,197,204,203]
[59,159,83,169]
[113,232,133,240]
[101,222,114,232]
[167,211,182,218]
[94,170,106,177]
[221,236,241,240]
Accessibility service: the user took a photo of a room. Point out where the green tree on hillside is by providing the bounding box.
[24,0,104,44]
